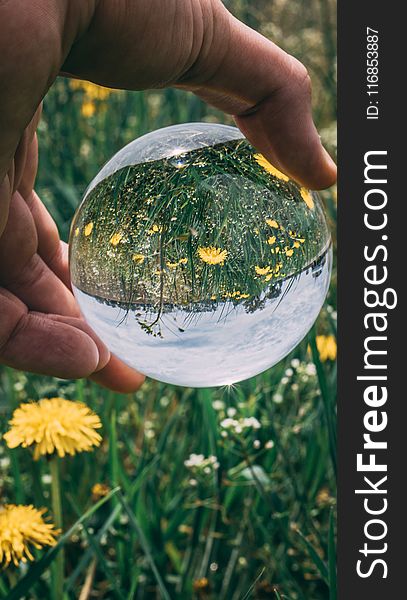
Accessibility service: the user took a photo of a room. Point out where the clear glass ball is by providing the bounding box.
[69,123,332,387]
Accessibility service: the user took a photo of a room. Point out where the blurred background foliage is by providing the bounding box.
[0,0,337,598]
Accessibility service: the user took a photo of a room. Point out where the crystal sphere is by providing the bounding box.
[69,123,332,387]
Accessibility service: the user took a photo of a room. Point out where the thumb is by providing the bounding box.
[176,3,336,189]
[61,0,335,189]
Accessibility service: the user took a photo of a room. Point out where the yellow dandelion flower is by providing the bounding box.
[166,261,179,269]
[147,224,163,235]
[267,236,276,245]
[132,253,145,264]
[74,227,80,237]
[197,246,228,266]
[300,187,315,209]
[254,154,290,182]
[293,241,300,249]
[0,505,59,568]
[110,232,123,246]
[285,248,294,257]
[4,398,102,460]
[81,101,96,118]
[316,335,337,362]
[265,273,273,282]
[265,219,279,229]
[178,524,193,535]
[275,247,280,254]
[193,577,210,591]
[255,265,270,276]
[91,483,111,501]
[179,258,188,265]
[239,293,250,299]
[298,238,305,243]
[316,487,334,507]
[84,222,94,236]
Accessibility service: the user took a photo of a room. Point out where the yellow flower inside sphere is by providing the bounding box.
[197,246,228,265]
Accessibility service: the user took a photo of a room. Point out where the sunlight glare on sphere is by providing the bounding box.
[69,123,332,387]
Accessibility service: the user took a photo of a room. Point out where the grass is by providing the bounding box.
[0,335,337,598]
[70,137,330,335]
[0,0,337,596]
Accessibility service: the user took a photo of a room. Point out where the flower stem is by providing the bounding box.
[50,455,64,600]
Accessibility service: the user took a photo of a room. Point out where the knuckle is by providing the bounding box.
[177,0,230,86]
[46,240,64,274]
[4,253,45,292]
[0,307,28,357]
[269,59,311,119]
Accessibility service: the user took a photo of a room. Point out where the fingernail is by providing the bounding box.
[323,147,337,172]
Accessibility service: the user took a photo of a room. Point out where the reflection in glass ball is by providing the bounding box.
[69,123,332,387]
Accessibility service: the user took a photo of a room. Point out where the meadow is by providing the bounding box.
[0,1,337,598]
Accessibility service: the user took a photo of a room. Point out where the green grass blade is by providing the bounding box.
[309,329,337,479]
[65,504,122,593]
[296,528,329,586]
[109,409,120,489]
[68,495,126,600]
[241,567,265,600]
[117,492,172,600]
[8,448,24,505]
[0,577,9,598]
[328,509,337,600]
[129,455,160,498]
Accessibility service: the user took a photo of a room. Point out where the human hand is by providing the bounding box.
[0,0,336,392]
